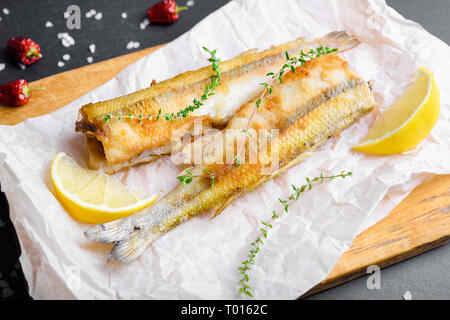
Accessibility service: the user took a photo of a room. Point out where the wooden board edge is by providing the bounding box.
[301,174,450,298]
[301,235,449,298]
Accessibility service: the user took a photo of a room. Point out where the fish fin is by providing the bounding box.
[210,144,325,220]
[317,31,360,52]
[107,231,151,264]
[268,146,321,179]
[84,218,132,244]
[211,196,238,219]
[85,215,152,264]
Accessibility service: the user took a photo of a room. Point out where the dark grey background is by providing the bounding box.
[0,0,448,300]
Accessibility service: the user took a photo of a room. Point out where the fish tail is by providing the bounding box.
[85,180,208,264]
[317,30,360,51]
[85,218,155,264]
[84,219,129,243]
[107,231,152,264]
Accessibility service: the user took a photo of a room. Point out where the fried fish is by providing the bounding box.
[76,31,360,174]
[85,52,375,264]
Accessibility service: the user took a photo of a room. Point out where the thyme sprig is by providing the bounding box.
[178,45,338,188]
[244,46,338,133]
[238,170,353,298]
[259,46,338,102]
[177,168,216,188]
[103,47,221,123]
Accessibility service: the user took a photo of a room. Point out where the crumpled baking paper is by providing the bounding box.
[0,0,449,299]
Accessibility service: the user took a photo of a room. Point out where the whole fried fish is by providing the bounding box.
[76,31,360,174]
[85,52,375,264]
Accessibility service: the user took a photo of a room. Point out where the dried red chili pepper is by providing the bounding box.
[7,37,42,66]
[0,79,45,106]
[147,0,187,24]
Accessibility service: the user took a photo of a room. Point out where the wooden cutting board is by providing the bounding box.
[0,44,449,297]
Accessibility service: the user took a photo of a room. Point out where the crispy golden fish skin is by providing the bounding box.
[84,53,375,264]
[76,31,360,174]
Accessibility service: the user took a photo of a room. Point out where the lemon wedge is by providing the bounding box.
[51,152,158,224]
[353,67,440,155]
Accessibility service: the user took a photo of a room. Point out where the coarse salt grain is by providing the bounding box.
[3,8,10,15]
[95,12,103,20]
[85,9,96,18]
[403,291,412,300]
[57,33,75,47]
[121,12,127,19]
[0,63,5,72]
[18,63,26,70]
[62,38,73,47]
[126,41,134,50]
[187,0,195,6]
[140,18,150,30]
[57,61,65,68]
[126,41,140,50]
[87,56,93,63]
[89,44,96,54]
[62,54,70,61]
[64,11,69,19]
[45,21,53,28]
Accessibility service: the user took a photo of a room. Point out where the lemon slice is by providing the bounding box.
[353,67,440,155]
[51,152,158,224]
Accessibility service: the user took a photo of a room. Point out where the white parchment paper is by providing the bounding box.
[0,0,449,299]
